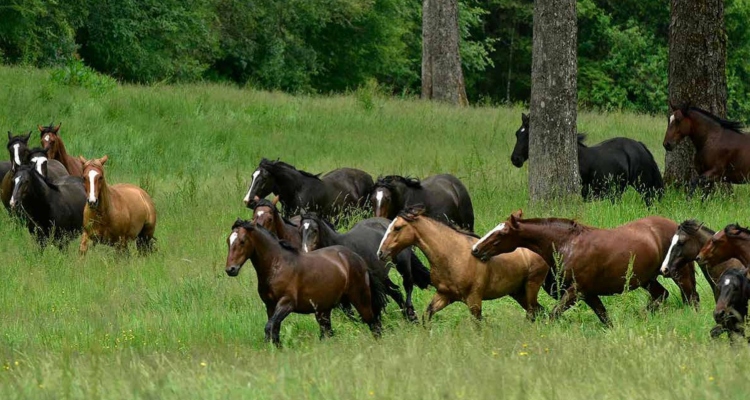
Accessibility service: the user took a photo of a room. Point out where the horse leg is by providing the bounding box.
[645,279,669,311]
[710,325,727,339]
[582,295,611,327]
[672,262,699,309]
[550,285,579,321]
[265,300,293,347]
[393,256,418,323]
[465,293,483,321]
[78,231,91,256]
[348,283,382,338]
[423,293,452,325]
[315,309,334,339]
[383,276,408,320]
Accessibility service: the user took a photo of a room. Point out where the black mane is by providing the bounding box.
[577,134,587,146]
[398,204,478,238]
[374,175,422,190]
[725,223,750,238]
[679,219,714,236]
[300,212,336,230]
[684,106,745,134]
[526,217,591,233]
[260,158,321,180]
[39,123,57,135]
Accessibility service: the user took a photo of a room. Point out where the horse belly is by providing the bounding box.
[296,264,349,312]
[485,260,527,299]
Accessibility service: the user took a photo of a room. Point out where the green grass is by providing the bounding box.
[1,66,749,399]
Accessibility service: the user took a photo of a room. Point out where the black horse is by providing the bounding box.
[26,147,69,180]
[10,164,86,248]
[710,268,750,342]
[370,174,475,231]
[2,131,33,210]
[511,113,664,204]
[299,213,431,322]
[243,158,373,219]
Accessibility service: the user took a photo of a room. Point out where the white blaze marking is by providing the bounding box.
[724,278,731,286]
[12,144,20,165]
[378,218,398,254]
[375,190,384,210]
[31,157,46,175]
[10,177,20,206]
[473,223,506,253]
[87,170,99,202]
[302,222,311,252]
[44,135,51,142]
[243,170,261,203]
[303,244,309,253]
[303,222,310,230]
[256,210,265,217]
[229,232,238,246]
[660,234,680,274]
[669,115,675,124]
[520,128,526,133]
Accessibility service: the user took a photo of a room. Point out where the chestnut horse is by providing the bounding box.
[2,131,32,210]
[39,123,83,177]
[225,220,387,346]
[78,156,157,255]
[376,205,548,322]
[697,224,750,268]
[251,196,302,248]
[663,104,750,194]
[471,212,698,325]
[660,220,745,300]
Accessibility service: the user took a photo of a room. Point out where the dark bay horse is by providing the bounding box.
[377,206,548,322]
[225,220,387,346]
[710,268,750,341]
[243,158,373,219]
[300,213,431,322]
[370,174,475,231]
[697,224,750,268]
[2,131,33,210]
[471,212,698,325]
[512,113,663,204]
[252,197,302,248]
[663,104,750,194]
[26,147,69,180]
[660,220,745,300]
[39,123,83,177]
[9,164,86,248]
[79,156,157,255]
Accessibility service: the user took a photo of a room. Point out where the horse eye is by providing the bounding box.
[394,226,402,231]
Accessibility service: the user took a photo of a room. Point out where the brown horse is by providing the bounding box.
[251,196,302,248]
[2,131,33,211]
[78,155,157,255]
[225,220,387,346]
[471,211,698,325]
[39,123,83,177]
[660,220,745,300]
[376,205,548,322]
[663,104,750,194]
[697,224,750,268]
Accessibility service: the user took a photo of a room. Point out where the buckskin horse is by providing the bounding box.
[225,220,387,346]
[511,113,663,204]
[471,211,699,325]
[39,123,84,177]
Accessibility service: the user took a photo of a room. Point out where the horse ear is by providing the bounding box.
[99,155,109,165]
[668,100,676,112]
[522,113,529,124]
[53,123,61,133]
[78,155,87,164]
[509,213,520,229]
[40,160,48,178]
[37,125,44,132]
[23,131,32,142]
[512,209,523,219]
[272,195,279,206]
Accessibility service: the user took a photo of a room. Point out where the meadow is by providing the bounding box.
[1,66,749,399]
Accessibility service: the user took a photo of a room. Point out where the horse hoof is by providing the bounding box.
[709,326,725,339]
[405,309,419,323]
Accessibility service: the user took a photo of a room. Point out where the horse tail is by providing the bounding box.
[409,251,432,289]
[635,141,664,204]
[367,268,389,321]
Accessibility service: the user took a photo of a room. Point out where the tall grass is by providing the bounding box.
[0,66,748,399]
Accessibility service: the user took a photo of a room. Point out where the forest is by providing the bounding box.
[3,0,749,119]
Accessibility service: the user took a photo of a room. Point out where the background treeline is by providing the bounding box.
[2,0,750,118]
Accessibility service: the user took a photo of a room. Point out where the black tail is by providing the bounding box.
[368,270,389,321]
[410,251,431,289]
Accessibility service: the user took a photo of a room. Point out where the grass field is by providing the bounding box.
[1,66,749,399]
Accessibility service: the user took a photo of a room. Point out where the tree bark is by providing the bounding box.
[666,0,727,186]
[528,0,580,203]
[421,0,468,106]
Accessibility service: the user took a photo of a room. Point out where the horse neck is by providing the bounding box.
[91,179,114,219]
[729,238,750,266]
[686,112,722,149]
[273,168,321,203]
[247,230,288,282]
[315,219,341,246]
[51,138,68,161]
[518,220,580,268]
[409,218,466,264]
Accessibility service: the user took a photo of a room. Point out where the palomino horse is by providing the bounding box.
[2,131,32,210]
[242,158,373,219]
[376,205,548,322]
[663,104,750,194]
[710,268,750,341]
[471,211,698,325]
[370,174,475,231]
[9,164,86,248]
[300,213,431,322]
[660,220,745,300]
[78,156,157,255]
[697,224,750,267]
[39,123,83,177]
[512,113,663,204]
[225,220,387,346]
[251,196,302,248]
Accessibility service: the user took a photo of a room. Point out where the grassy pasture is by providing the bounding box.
[1,66,749,399]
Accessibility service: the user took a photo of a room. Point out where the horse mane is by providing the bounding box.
[683,105,746,134]
[374,175,422,190]
[260,158,321,180]
[231,217,301,252]
[255,198,297,226]
[17,165,60,191]
[398,204,478,238]
[725,223,750,238]
[679,219,714,236]
[577,134,587,146]
[39,123,57,135]
[27,147,48,157]
[300,212,336,230]
[525,217,591,233]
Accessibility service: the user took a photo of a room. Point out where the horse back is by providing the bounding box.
[109,183,157,227]
[420,174,474,230]
[322,167,374,203]
[47,159,70,180]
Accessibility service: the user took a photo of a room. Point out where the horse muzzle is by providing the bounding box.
[376,249,389,262]
[663,141,674,151]
[226,265,241,276]
[471,248,489,262]
[87,200,100,209]
[510,157,524,168]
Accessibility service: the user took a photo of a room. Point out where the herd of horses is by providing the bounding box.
[6,104,750,346]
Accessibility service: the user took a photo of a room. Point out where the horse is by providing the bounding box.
[26,147,69,180]
[376,205,548,322]
[697,224,750,268]
[511,113,664,204]
[300,213,431,322]
[251,196,302,248]
[242,158,373,219]
[660,220,745,300]
[39,123,83,177]
[370,174,475,231]
[710,268,750,342]
[78,156,157,255]
[2,131,33,210]
[8,164,86,248]
[663,104,750,195]
[470,211,698,325]
[225,220,387,346]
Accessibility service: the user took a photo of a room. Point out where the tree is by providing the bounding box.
[665,0,727,186]
[528,0,580,202]
[421,0,468,105]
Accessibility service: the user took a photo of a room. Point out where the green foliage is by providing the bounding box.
[49,58,117,94]
[726,0,750,123]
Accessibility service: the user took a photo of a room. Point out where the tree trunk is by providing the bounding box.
[421,0,468,106]
[665,0,727,186]
[528,0,580,203]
